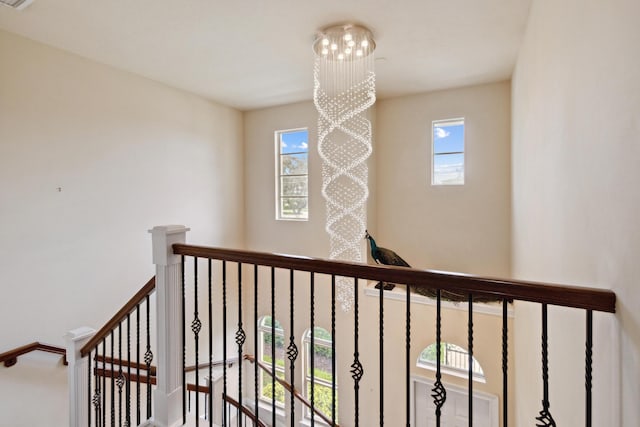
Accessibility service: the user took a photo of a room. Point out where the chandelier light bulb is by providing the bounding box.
[361,39,369,48]
[322,48,329,55]
[322,38,330,46]
[331,43,338,51]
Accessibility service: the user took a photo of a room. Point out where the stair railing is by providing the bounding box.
[0,342,67,367]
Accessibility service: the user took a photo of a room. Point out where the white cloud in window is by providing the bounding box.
[434,128,450,139]
[300,142,308,149]
[281,142,288,147]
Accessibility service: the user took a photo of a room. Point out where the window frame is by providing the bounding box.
[275,127,309,221]
[302,327,337,421]
[417,341,486,383]
[431,118,465,186]
[258,316,286,407]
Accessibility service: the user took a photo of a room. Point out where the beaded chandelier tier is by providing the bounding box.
[313,24,376,311]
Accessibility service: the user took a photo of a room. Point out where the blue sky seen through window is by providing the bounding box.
[433,119,464,185]
[280,130,308,154]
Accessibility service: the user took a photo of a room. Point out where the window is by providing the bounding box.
[418,342,485,383]
[303,327,337,420]
[258,316,286,406]
[276,128,309,220]
[432,118,464,185]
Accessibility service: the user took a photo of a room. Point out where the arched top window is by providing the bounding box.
[258,316,285,406]
[418,342,486,383]
[303,327,337,420]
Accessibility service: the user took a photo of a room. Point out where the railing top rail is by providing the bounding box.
[81,276,156,357]
[173,244,616,313]
[223,395,268,427]
[0,342,67,367]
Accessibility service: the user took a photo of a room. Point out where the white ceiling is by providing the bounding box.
[0,0,531,111]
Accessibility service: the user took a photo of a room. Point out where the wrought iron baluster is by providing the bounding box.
[351,278,363,427]
[379,276,384,427]
[209,259,213,426]
[222,261,228,427]
[271,266,276,427]
[236,263,246,427]
[586,309,593,427]
[111,331,115,427]
[406,284,411,427]
[126,313,131,427]
[182,255,187,425]
[102,337,106,427]
[331,275,336,427]
[502,299,508,427]
[287,269,298,427]
[468,294,473,427]
[117,323,124,427]
[431,289,446,427]
[136,304,140,426]
[536,303,556,426]
[254,265,259,425]
[193,257,202,426]
[88,349,92,427]
[310,272,315,427]
[145,294,153,420]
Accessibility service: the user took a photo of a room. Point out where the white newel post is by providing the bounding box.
[150,225,190,427]
[65,326,96,427]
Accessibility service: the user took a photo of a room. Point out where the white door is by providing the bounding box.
[413,379,497,427]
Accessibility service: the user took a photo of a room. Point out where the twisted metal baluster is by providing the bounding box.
[351,278,364,427]
[536,303,556,426]
[431,289,446,427]
[102,338,106,427]
[236,262,246,427]
[182,255,187,425]
[287,269,298,427]
[145,295,153,420]
[405,284,411,427]
[136,304,140,426]
[331,275,336,426]
[125,313,131,427]
[111,331,115,427]
[502,299,508,427]
[586,310,593,427]
[117,323,124,427]
[193,257,202,426]
[468,294,473,427]
[87,349,92,427]
[379,276,384,427]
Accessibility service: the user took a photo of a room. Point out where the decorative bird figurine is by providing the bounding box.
[364,230,502,303]
[365,230,410,290]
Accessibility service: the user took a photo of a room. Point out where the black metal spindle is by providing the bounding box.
[111,331,115,427]
[502,299,508,427]
[379,277,384,426]
[136,304,140,426]
[193,257,201,426]
[209,259,213,426]
[287,269,298,427]
[536,303,556,426]
[432,289,446,427]
[126,313,131,427]
[270,266,276,427]
[351,278,363,427]
[222,261,228,427]
[310,272,315,427]
[88,349,92,427]
[468,294,473,427]
[254,264,259,425]
[236,263,246,427]
[182,255,187,425]
[331,275,336,427]
[102,338,106,427]
[145,294,152,419]
[586,309,593,427]
[118,323,123,427]
[406,284,411,427]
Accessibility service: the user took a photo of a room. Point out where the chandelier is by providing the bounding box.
[313,23,376,311]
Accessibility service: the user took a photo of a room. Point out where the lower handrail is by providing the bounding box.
[0,342,67,367]
[223,394,268,427]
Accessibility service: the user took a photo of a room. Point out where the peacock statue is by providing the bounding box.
[364,230,501,303]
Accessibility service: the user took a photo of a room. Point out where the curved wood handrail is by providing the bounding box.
[173,244,616,313]
[0,342,67,367]
[184,357,238,373]
[223,394,268,427]
[244,354,338,426]
[81,276,156,357]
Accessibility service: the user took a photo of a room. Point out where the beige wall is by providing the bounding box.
[375,82,511,277]
[0,30,244,425]
[512,0,640,425]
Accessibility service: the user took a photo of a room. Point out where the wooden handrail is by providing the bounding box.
[0,342,67,367]
[173,244,616,313]
[94,355,157,375]
[223,394,268,427]
[94,368,156,385]
[244,354,338,426]
[81,276,156,357]
[185,357,238,373]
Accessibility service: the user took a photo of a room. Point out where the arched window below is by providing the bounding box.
[303,327,337,420]
[258,316,286,406]
[417,342,486,383]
